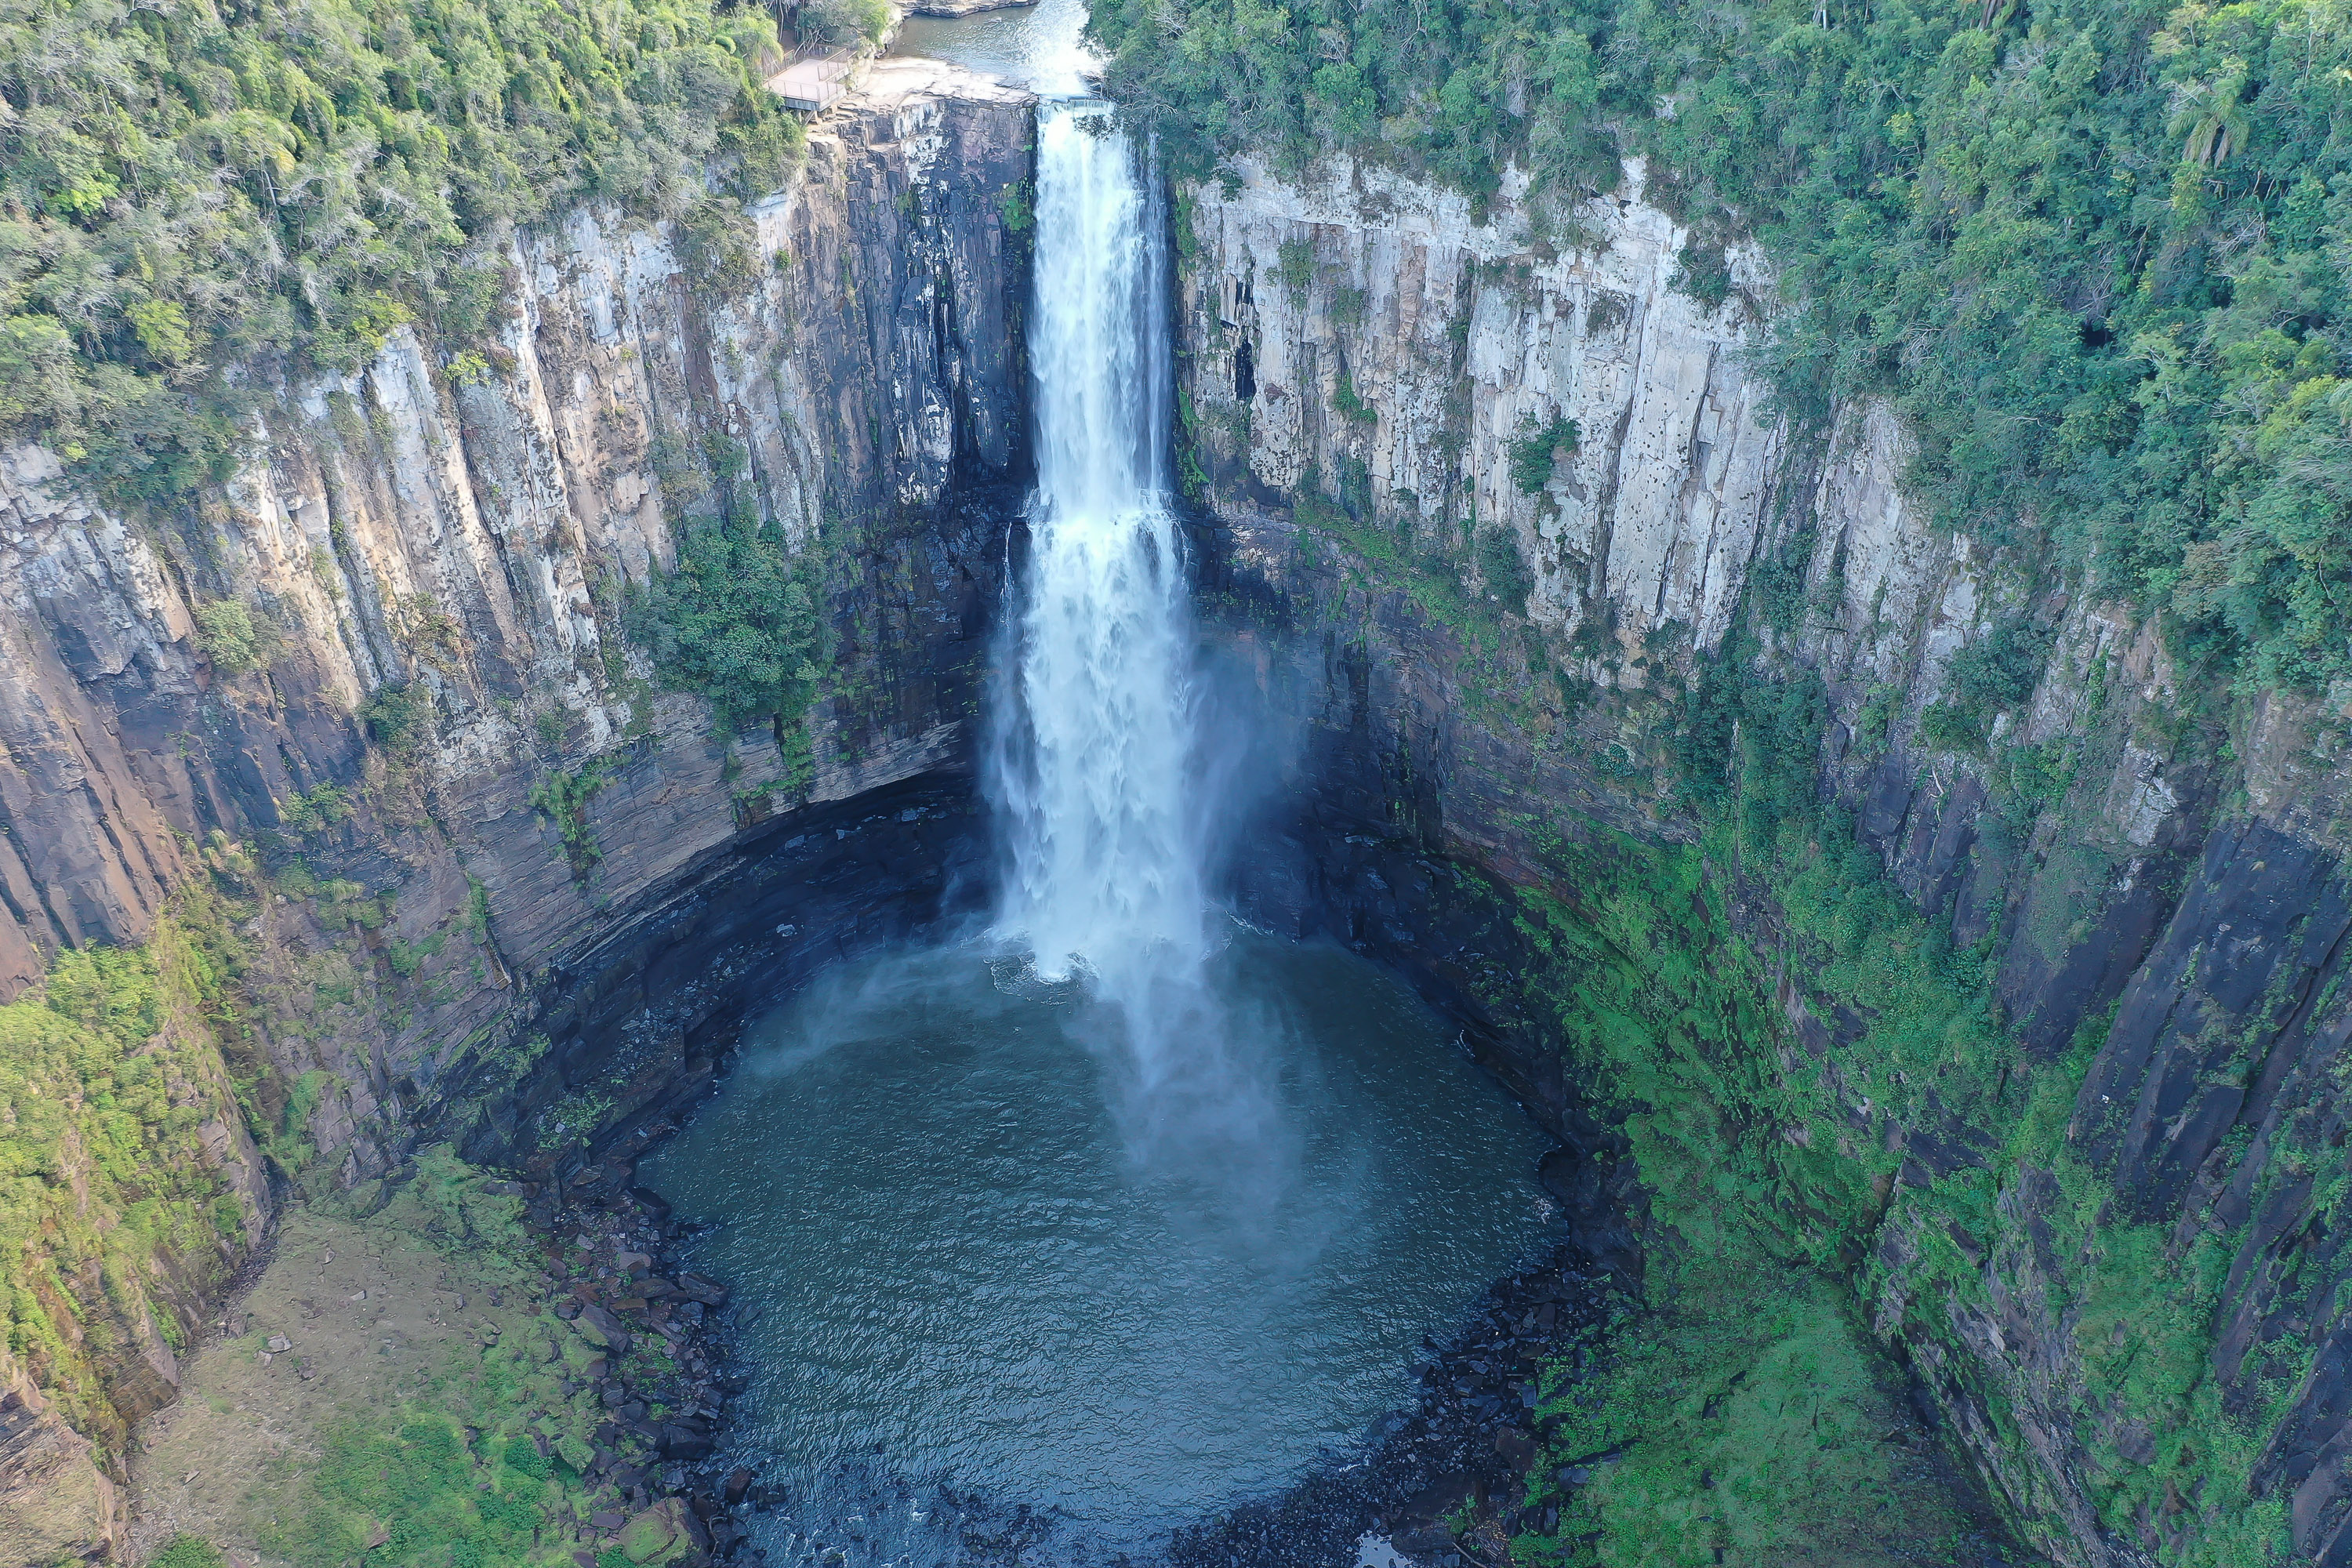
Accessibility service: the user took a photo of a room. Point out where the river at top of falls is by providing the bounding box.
[641,103,1559,1566]
[889,0,1095,95]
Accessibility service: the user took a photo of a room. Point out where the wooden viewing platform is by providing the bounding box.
[769,52,855,112]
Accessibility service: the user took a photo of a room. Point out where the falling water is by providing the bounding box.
[644,99,1562,1568]
[989,103,1207,1091]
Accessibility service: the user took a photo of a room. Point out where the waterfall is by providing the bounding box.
[989,103,1207,1090]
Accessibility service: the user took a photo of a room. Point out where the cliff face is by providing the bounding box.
[1179,153,2352,1566]
[1182,152,1777,666]
[0,56,1029,989]
[9,56,2344,1565]
[0,58,1033,1552]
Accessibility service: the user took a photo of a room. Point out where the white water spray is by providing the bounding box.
[989,103,1213,1095]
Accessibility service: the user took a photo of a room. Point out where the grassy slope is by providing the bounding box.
[132,1151,681,1568]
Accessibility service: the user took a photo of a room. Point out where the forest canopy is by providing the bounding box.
[1094,0,2352,694]
[0,0,802,499]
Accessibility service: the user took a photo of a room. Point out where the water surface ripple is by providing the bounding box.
[644,934,1553,1561]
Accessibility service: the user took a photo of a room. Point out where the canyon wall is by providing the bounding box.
[0,60,1033,1555]
[6,56,2343,1566]
[1179,151,2352,1566]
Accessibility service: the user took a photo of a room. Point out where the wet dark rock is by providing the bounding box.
[676,1274,730,1308]
[577,1303,633,1355]
[662,1424,714,1460]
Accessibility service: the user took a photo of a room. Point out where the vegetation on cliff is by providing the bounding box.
[631,515,825,740]
[0,887,263,1449]
[1098,0,2352,693]
[1379,602,2296,1561]
[0,0,804,499]
[630,432,827,776]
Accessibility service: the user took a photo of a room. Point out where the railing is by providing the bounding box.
[768,45,858,112]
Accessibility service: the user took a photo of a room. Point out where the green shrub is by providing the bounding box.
[1922,618,2056,752]
[1475,526,1534,612]
[1668,241,1733,310]
[529,762,616,878]
[359,684,429,754]
[1274,237,1314,299]
[193,601,272,673]
[1000,184,1034,234]
[799,0,889,43]
[151,1537,225,1568]
[446,351,495,387]
[275,782,352,838]
[630,514,826,739]
[1508,412,1578,495]
[503,1435,551,1479]
[1743,527,1814,636]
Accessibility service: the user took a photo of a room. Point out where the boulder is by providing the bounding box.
[617,1498,693,1565]
[659,1422,713,1460]
[572,1305,633,1356]
[673,1274,728,1308]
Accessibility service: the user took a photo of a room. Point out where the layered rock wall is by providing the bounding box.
[1181,154,1779,661]
[1180,153,2352,1566]
[0,60,1034,1553]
